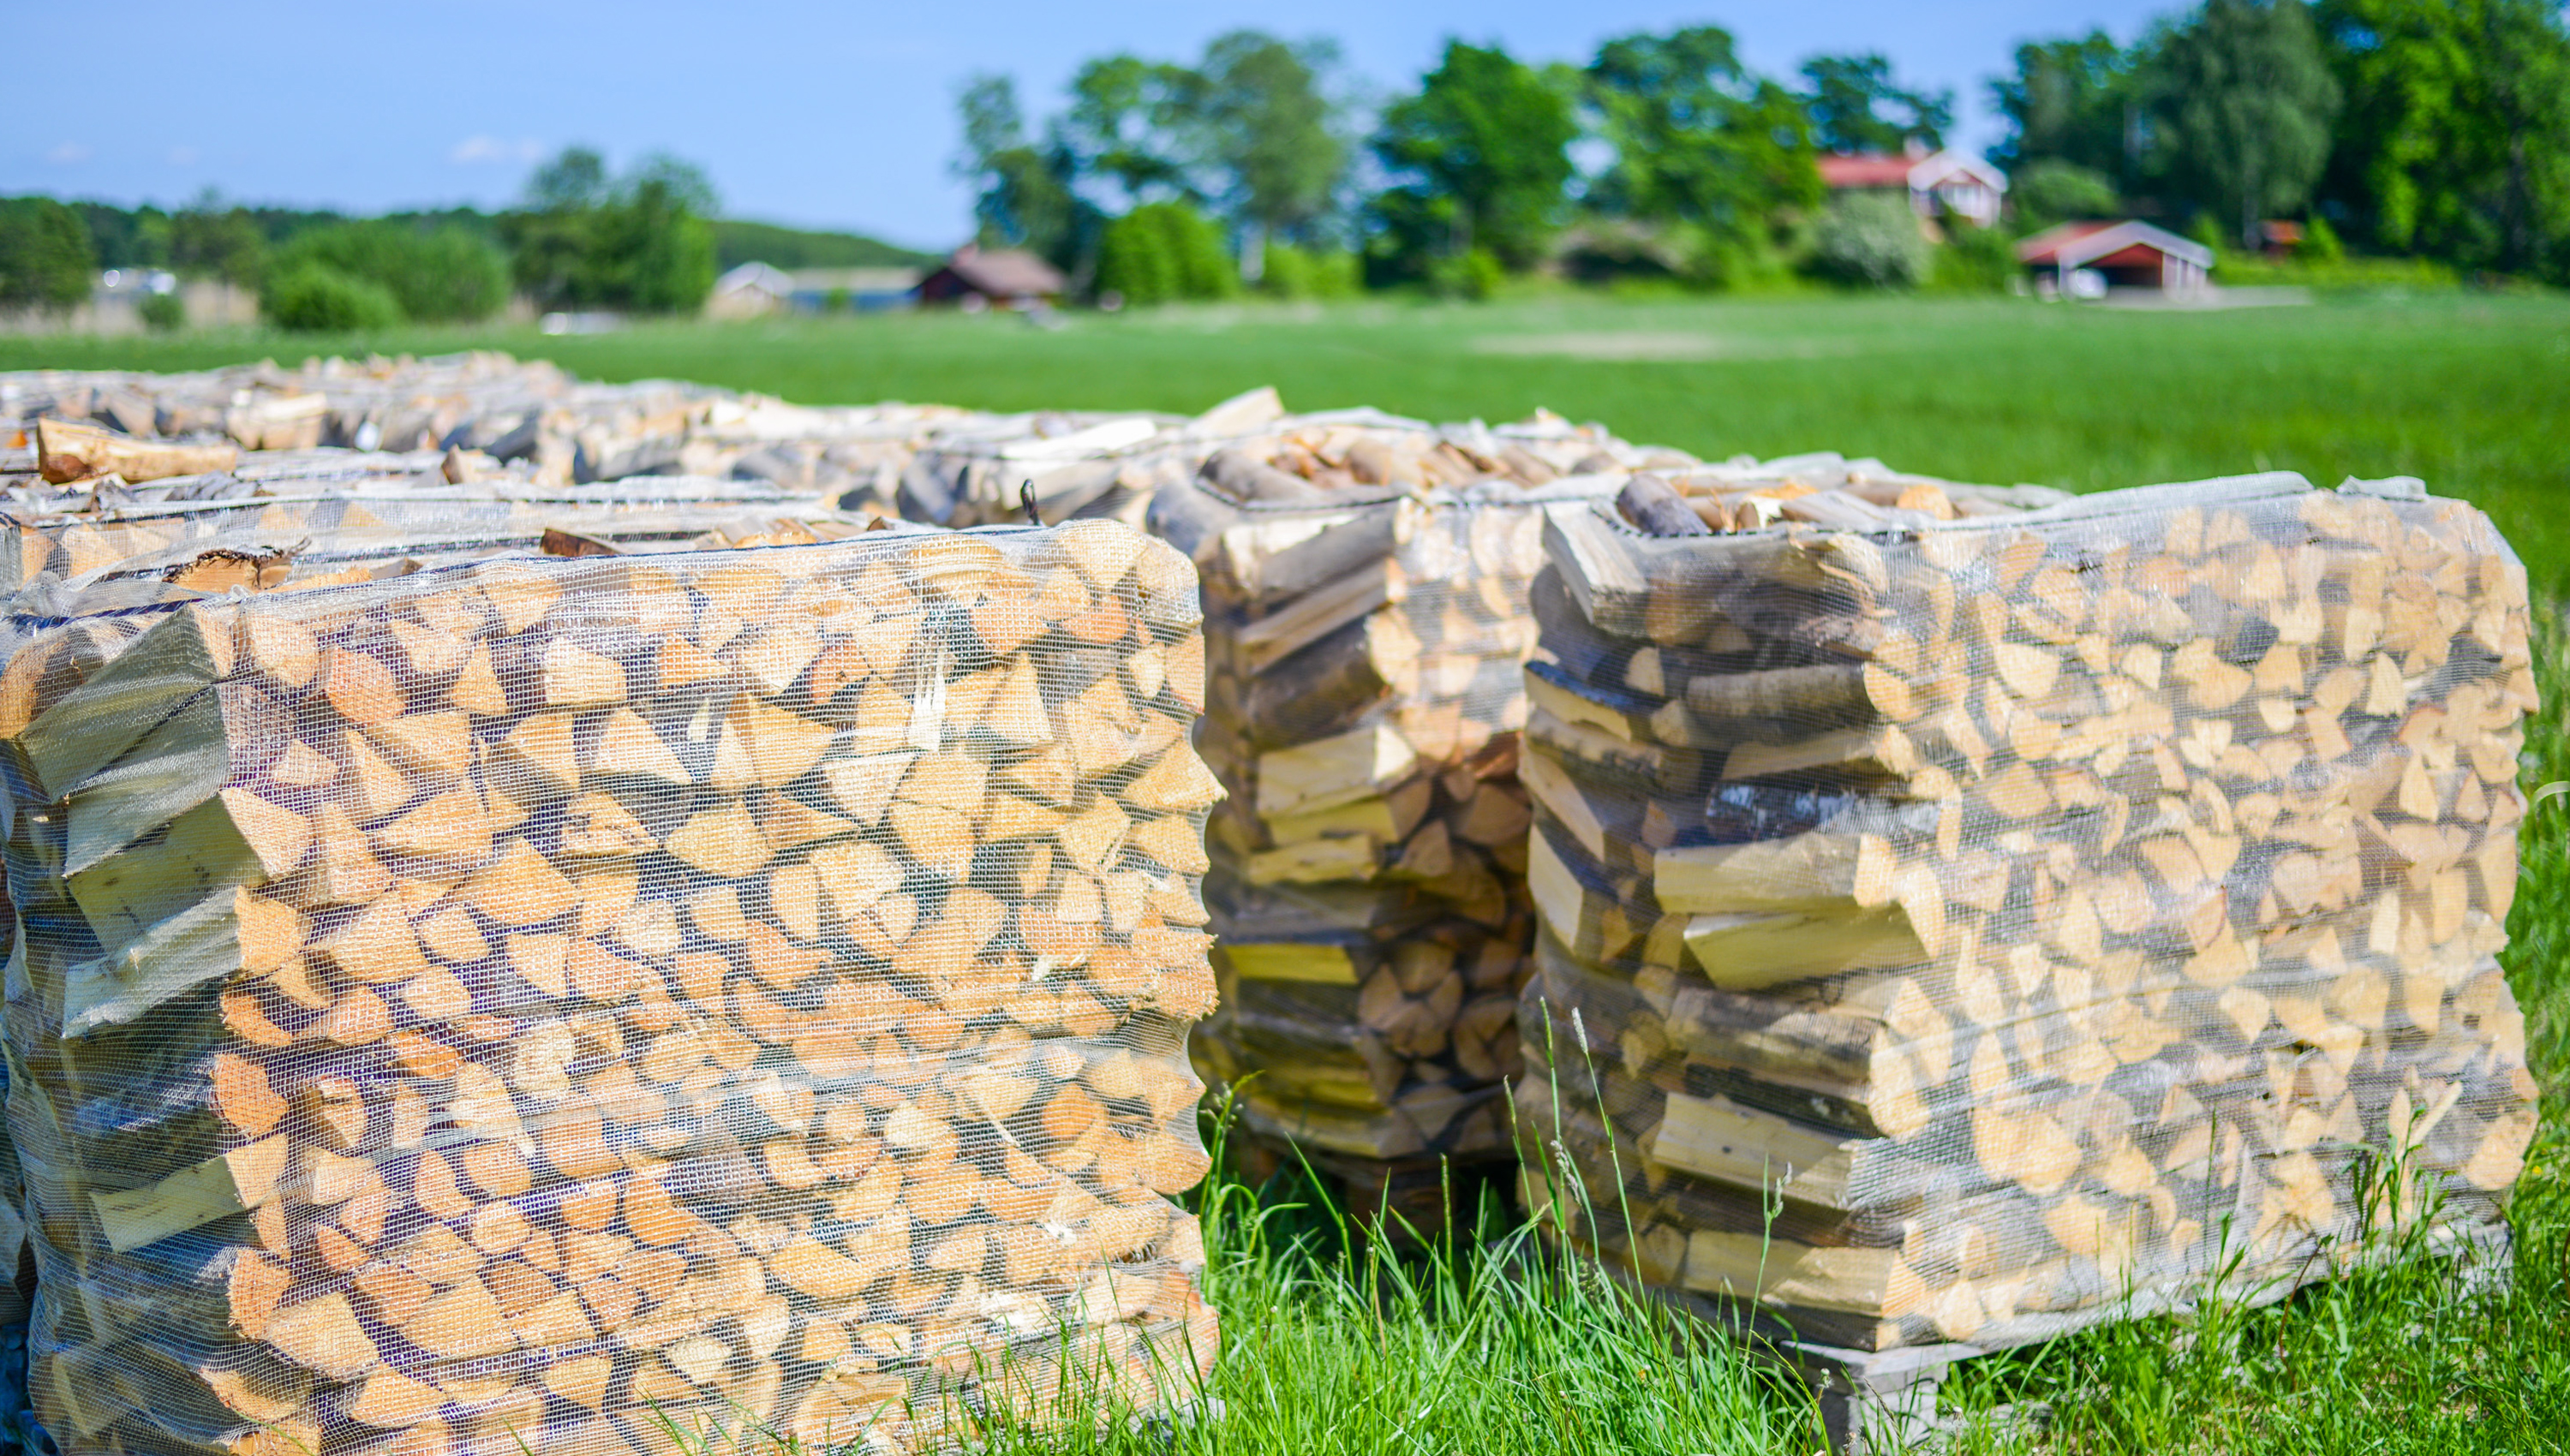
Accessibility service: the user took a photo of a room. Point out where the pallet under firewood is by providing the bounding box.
[1625,1217,2510,1455]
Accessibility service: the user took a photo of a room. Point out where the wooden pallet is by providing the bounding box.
[1608,1219,2513,1453]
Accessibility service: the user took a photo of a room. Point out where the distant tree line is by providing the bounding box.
[1996,0,2570,278]
[962,1,2570,301]
[0,148,736,330]
[5,0,2564,325]
[954,25,1941,299]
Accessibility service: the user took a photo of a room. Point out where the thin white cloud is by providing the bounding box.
[45,141,91,165]
[449,134,545,166]
[167,146,200,166]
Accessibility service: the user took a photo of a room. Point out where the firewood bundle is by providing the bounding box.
[0,466,894,1376]
[895,389,1304,531]
[1,520,1222,1456]
[1516,468,2538,1353]
[1151,413,1696,1184]
[3,355,573,460]
[3,358,989,509]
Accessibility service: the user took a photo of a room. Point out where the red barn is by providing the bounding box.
[2016,220,2214,298]
[917,245,1066,310]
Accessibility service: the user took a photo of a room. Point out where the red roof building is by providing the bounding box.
[917,245,1066,308]
[2016,221,2215,296]
[1818,147,2010,227]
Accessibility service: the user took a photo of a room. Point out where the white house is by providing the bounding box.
[706,261,796,319]
[1817,146,2010,228]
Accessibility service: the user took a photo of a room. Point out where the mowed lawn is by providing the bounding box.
[6,294,2569,1453]
[11,290,2567,581]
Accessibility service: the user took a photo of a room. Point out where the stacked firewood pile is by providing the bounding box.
[0,500,1223,1454]
[1151,412,1700,1208]
[1516,464,2538,1352]
[895,389,1301,531]
[3,357,986,509]
[0,404,927,1444]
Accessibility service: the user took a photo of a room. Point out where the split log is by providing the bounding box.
[36,417,239,484]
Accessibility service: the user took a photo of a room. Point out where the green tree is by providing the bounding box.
[263,264,402,331]
[1370,40,1576,272]
[270,220,508,323]
[1258,241,1360,298]
[1060,56,1201,207]
[0,197,97,311]
[70,201,170,270]
[169,194,266,287]
[500,147,720,313]
[2149,0,2342,248]
[2315,0,2570,277]
[954,74,1090,270]
[1929,221,2022,292]
[1096,201,1237,305]
[1987,32,2141,182]
[615,157,720,313]
[1806,191,1931,288]
[526,146,610,210]
[137,289,185,331]
[1196,32,1348,266]
[1583,27,1822,277]
[2011,159,2125,229]
[2300,214,2347,260]
[1799,54,1953,153]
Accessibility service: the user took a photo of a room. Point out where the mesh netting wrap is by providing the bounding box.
[2,485,900,599]
[1515,468,2537,1354]
[0,470,905,1370]
[5,356,986,510]
[1149,412,1698,1186]
[3,519,1221,1456]
[894,389,1300,531]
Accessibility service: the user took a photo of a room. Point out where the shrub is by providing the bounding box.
[1807,193,1930,289]
[2186,211,2229,258]
[269,221,508,323]
[1259,242,1360,300]
[2300,216,2346,262]
[0,196,96,311]
[262,263,403,331]
[138,289,186,331]
[2011,160,2123,231]
[1931,220,2021,293]
[1097,202,1238,307]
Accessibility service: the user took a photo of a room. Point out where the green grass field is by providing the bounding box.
[7,293,2567,1453]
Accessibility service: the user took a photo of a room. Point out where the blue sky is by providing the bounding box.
[3,1,2172,250]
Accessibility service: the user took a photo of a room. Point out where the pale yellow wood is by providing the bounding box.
[1224,943,1359,985]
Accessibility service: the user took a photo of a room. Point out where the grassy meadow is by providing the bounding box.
[6,292,2567,1453]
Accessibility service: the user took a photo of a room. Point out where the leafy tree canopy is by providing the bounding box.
[1371,39,1577,270]
[1196,32,1347,240]
[501,147,719,313]
[1800,53,1954,153]
[1584,27,1821,252]
[954,74,1091,271]
[0,197,96,311]
[1987,31,2140,182]
[2149,0,2343,248]
[2315,0,2570,275]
